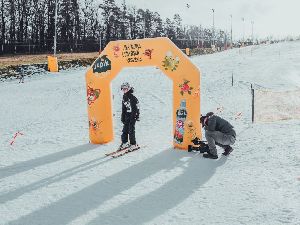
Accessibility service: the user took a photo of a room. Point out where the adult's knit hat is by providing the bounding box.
[206,112,214,117]
[200,112,214,127]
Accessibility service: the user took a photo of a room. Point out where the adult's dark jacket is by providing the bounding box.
[121,89,139,123]
[205,115,236,138]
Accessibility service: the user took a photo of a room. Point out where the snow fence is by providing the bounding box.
[254,89,300,122]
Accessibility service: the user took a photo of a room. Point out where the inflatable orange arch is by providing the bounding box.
[86,37,201,150]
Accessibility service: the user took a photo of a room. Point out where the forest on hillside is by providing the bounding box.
[0,0,229,55]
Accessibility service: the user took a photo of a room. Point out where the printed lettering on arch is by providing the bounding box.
[93,55,111,73]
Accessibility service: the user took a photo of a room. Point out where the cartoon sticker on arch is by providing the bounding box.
[87,86,101,105]
[186,120,197,141]
[162,51,180,71]
[179,79,193,95]
[174,99,188,144]
[89,118,102,131]
[194,86,200,97]
[144,49,154,59]
[113,44,121,58]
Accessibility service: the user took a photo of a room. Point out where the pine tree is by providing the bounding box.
[46,0,55,52]
[8,0,16,46]
[99,0,119,45]
[0,0,7,51]
[58,0,81,51]
[144,9,152,38]
[128,6,137,39]
[136,8,146,39]
[165,18,175,40]
[120,0,129,40]
[72,0,81,51]
[152,12,164,37]
[173,14,183,40]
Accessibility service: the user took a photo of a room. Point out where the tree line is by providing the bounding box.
[0,0,229,55]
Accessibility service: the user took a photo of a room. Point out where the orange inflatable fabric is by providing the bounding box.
[85,37,201,150]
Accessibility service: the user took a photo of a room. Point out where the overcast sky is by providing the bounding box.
[116,0,300,40]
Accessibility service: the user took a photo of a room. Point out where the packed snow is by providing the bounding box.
[0,41,300,225]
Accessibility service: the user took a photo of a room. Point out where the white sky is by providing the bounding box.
[116,0,300,40]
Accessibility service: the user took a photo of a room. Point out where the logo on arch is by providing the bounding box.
[93,55,111,73]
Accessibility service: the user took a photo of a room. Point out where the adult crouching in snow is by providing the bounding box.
[200,112,236,159]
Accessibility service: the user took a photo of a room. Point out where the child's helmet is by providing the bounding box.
[121,82,131,90]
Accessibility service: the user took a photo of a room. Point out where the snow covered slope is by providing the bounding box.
[0,41,299,225]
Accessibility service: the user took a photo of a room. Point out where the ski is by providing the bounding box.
[105,146,130,157]
[111,145,143,158]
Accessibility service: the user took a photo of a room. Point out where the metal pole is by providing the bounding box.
[99,31,102,52]
[251,86,254,123]
[54,0,58,56]
[144,18,146,38]
[212,9,215,45]
[200,24,203,48]
[251,21,254,44]
[242,17,245,44]
[143,11,146,38]
[230,14,233,48]
[231,72,233,86]
[197,25,200,46]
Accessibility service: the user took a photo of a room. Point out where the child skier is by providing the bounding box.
[200,112,236,159]
[119,82,140,150]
